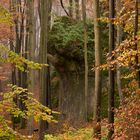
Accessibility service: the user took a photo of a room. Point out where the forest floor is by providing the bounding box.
[0,63,108,140]
[44,121,108,140]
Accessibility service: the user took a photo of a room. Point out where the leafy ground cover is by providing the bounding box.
[44,125,108,140]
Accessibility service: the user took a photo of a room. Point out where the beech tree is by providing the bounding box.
[108,0,115,139]
[82,0,88,120]
[93,0,102,138]
[39,0,52,139]
[26,0,34,134]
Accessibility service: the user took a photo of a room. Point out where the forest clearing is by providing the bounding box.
[0,0,140,140]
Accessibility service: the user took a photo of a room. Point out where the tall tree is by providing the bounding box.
[26,0,34,134]
[10,0,27,129]
[108,0,115,139]
[82,0,88,120]
[39,0,51,139]
[93,0,102,139]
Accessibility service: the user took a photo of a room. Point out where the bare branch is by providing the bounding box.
[60,0,70,16]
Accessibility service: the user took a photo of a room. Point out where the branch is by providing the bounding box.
[60,0,70,16]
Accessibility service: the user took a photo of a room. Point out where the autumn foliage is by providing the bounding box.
[114,80,140,139]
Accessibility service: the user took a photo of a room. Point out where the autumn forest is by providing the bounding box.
[0,0,140,140]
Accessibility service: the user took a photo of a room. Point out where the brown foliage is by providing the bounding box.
[0,1,14,43]
[0,23,13,42]
[114,80,140,139]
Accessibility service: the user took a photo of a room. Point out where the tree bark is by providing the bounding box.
[69,0,73,17]
[93,0,102,139]
[20,0,29,128]
[39,0,51,139]
[108,0,115,139]
[26,0,34,134]
[82,0,88,120]
[75,0,80,20]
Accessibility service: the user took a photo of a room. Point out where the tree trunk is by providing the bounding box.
[39,0,51,139]
[135,0,140,87]
[116,0,123,103]
[75,0,80,20]
[108,0,115,139]
[93,0,102,139]
[69,0,73,17]
[82,0,88,120]
[26,0,34,134]
[20,0,29,128]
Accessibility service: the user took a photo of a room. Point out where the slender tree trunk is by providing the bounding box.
[93,0,102,139]
[75,0,80,20]
[135,0,140,87]
[116,0,123,103]
[82,0,88,120]
[69,0,73,17]
[10,0,17,86]
[108,0,115,139]
[20,0,28,128]
[26,0,34,134]
[39,0,51,139]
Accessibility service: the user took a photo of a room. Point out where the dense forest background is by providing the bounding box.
[0,0,140,140]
